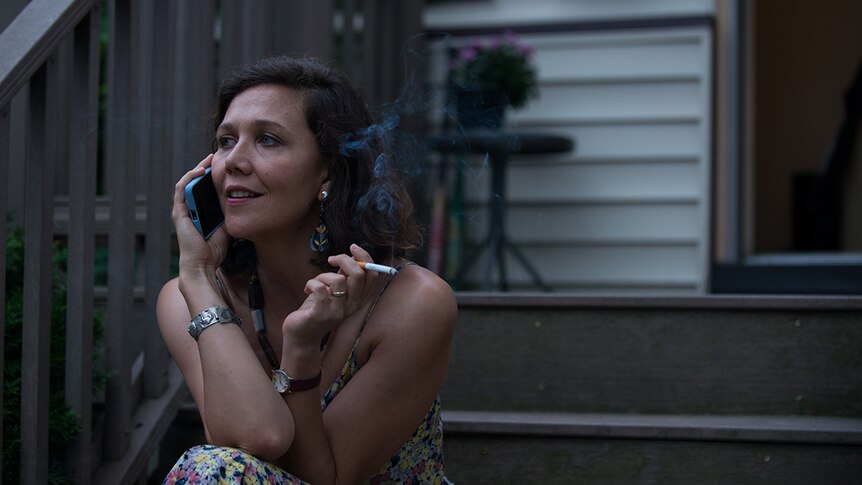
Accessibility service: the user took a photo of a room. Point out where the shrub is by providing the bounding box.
[3,225,108,484]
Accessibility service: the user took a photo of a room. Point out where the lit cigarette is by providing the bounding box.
[357,261,399,275]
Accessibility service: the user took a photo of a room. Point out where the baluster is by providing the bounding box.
[0,100,8,485]
[65,6,99,483]
[103,0,139,459]
[21,55,59,485]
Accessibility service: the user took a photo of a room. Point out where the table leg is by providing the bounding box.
[505,239,551,291]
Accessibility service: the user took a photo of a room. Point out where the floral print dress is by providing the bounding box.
[164,265,452,484]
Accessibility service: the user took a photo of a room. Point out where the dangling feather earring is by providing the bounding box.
[309,190,330,253]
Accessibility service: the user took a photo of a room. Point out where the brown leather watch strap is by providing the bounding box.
[271,368,321,394]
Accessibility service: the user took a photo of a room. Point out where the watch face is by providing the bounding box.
[272,370,290,393]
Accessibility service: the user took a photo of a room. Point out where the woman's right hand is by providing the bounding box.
[172,154,230,276]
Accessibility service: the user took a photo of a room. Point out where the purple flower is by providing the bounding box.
[448,29,538,109]
[459,47,477,62]
[515,43,533,58]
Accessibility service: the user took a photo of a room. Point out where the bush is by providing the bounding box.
[3,225,108,484]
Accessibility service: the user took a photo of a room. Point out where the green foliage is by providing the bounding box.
[3,226,108,485]
[449,30,539,109]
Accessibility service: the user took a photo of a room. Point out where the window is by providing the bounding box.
[712,0,862,294]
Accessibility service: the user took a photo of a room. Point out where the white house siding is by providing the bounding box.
[423,0,715,28]
[424,3,715,293]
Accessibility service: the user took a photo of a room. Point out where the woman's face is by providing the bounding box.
[212,84,329,242]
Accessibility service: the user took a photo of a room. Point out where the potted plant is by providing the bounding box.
[449,30,539,129]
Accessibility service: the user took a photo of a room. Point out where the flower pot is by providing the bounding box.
[454,87,507,130]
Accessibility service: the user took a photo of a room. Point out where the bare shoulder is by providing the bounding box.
[396,263,455,313]
[371,263,457,347]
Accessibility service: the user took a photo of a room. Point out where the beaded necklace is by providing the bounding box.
[248,270,281,369]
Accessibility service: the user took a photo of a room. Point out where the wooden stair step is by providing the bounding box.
[442,410,862,444]
[445,294,862,416]
[441,410,862,484]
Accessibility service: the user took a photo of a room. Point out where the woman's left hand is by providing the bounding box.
[282,244,380,351]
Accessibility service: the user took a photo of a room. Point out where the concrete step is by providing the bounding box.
[441,410,862,484]
[444,294,862,416]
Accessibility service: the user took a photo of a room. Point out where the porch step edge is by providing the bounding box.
[455,292,862,310]
[441,410,862,445]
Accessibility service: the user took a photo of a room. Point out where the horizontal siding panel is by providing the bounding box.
[513,80,703,123]
[460,203,701,244]
[462,160,701,202]
[528,33,706,82]
[568,122,702,159]
[423,0,714,29]
[505,122,702,161]
[459,245,702,287]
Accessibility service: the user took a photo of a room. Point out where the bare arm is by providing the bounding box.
[157,277,296,460]
[276,262,457,483]
[157,157,296,460]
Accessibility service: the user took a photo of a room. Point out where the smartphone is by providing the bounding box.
[184,167,224,240]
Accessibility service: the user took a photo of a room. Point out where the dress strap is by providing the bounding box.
[359,261,414,334]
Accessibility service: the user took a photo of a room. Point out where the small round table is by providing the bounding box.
[428,129,574,291]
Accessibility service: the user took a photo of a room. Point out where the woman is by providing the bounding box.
[158,56,457,484]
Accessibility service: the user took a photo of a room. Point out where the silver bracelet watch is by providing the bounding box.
[188,306,241,341]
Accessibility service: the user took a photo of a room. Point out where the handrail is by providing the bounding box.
[0,0,97,108]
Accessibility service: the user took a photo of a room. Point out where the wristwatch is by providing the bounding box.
[272,368,322,394]
[188,306,241,341]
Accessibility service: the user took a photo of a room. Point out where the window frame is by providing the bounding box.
[710,0,862,295]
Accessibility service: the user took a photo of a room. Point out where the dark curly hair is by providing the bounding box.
[214,56,421,274]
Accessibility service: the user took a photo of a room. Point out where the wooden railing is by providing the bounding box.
[1,3,103,484]
[0,1,424,483]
